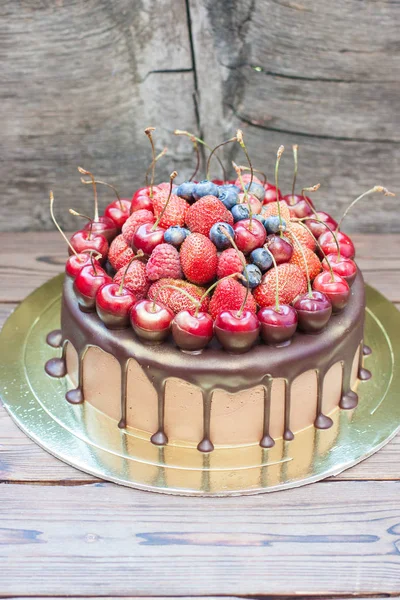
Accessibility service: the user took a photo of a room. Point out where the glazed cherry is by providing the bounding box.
[74,264,111,312]
[313,271,350,313]
[258,305,298,346]
[130,187,154,213]
[305,211,338,239]
[214,309,260,353]
[292,291,332,333]
[66,252,101,279]
[265,234,293,264]
[104,199,131,229]
[172,310,214,352]
[319,230,355,259]
[133,222,166,255]
[130,299,174,343]
[69,230,109,262]
[233,218,266,254]
[96,283,137,329]
[263,182,281,204]
[83,215,117,243]
[322,254,357,286]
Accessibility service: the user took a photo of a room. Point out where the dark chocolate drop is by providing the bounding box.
[363,345,372,356]
[358,367,372,381]
[260,381,275,448]
[314,413,334,430]
[151,430,168,446]
[340,390,358,410]
[46,329,63,348]
[45,357,66,378]
[118,418,127,429]
[197,437,214,453]
[260,434,275,448]
[283,429,294,441]
[66,388,84,404]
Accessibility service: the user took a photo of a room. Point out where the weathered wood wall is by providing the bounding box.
[1,0,399,232]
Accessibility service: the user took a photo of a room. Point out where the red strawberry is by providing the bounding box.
[148,278,209,314]
[262,201,291,223]
[253,264,307,307]
[122,210,155,245]
[289,246,322,280]
[108,234,135,271]
[152,189,189,228]
[146,243,182,281]
[217,248,245,279]
[287,222,316,251]
[209,278,256,320]
[113,260,149,300]
[180,233,218,285]
[185,195,233,236]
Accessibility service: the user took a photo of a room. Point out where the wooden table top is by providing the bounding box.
[1,232,399,599]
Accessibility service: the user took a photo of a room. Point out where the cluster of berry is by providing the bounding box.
[51,129,393,354]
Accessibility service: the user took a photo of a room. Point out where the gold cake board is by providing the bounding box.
[0,274,399,496]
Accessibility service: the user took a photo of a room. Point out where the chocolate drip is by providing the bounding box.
[118,361,129,429]
[363,344,372,356]
[260,380,275,448]
[45,357,66,378]
[65,348,86,405]
[357,342,371,380]
[314,369,333,430]
[198,390,214,452]
[150,380,168,446]
[283,380,294,441]
[46,329,62,348]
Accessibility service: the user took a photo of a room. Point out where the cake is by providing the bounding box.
[45,131,385,453]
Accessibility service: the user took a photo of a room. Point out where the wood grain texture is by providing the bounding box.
[1,481,400,596]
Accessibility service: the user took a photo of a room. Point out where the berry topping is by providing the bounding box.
[108,234,135,271]
[113,260,149,300]
[153,190,189,229]
[186,195,233,236]
[217,248,245,279]
[193,180,220,200]
[146,243,182,281]
[209,278,256,320]
[250,247,273,272]
[180,233,218,284]
[289,245,322,280]
[254,263,307,307]
[233,219,267,254]
[209,222,235,250]
[163,225,190,247]
[148,278,209,314]
[122,209,155,245]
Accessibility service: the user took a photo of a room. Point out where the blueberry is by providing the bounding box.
[253,214,266,227]
[219,188,239,210]
[209,222,234,250]
[250,247,273,272]
[193,180,220,200]
[176,181,196,202]
[264,216,286,235]
[164,226,190,247]
[220,183,241,194]
[244,182,265,202]
[231,204,250,222]
[241,263,262,288]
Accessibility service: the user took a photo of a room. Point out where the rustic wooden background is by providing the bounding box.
[2,0,399,232]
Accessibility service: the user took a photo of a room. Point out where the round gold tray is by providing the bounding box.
[0,274,399,496]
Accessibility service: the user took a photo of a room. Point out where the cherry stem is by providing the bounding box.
[89,250,98,276]
[189,136,200,182]
[220,226,249,318]
[287,229,312,298]
[49,191,78,256]
[78,167,98,223]
[291,144,298,199]
[233,162,253,227]
[293,220,335,281]
[264,247,280,313]
[206,135,237,181]
[275,146,284,235]
[145,127,156,199]
[236,165,267,185]
[337,186,395,231]
[81,178,123,211]
[145,147,168,189]
[152,171,178,230]
[236,129,254,191]
[152,284,200,314]
[69,208,93,240]
[197,273,240,317]
[174,129,226,181]
[117,250,144,296]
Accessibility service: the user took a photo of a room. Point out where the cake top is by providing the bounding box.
[50,128,394,354]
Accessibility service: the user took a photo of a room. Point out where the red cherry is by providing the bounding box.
[238,193,262,214]
[65,252,101,279]
[83,216,117,243]
[214,309,260,353]
[319,230,355,259]
[74,265,111,312]
[305,211,338,239]
[233,219,266,254]
[96,282,137,329]
[172,310,214,352]
[104,199,131,229]
[258,305,297,346]
[133,222,166,255]
[263,182,281,204]
[69,230,108,262]
[266,234,293,264]
[322,254,357,286]
[130,299,174,343]
[292,291,332,333]
[313,271,350,313]
[283,194,314,218]
[131,187,154,213]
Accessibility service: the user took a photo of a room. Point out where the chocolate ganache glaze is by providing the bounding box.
[47,271,368,451]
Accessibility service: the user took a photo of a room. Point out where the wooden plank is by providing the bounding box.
[0,0,198,232]
[188,0,400,233]
[1,481,400,596]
